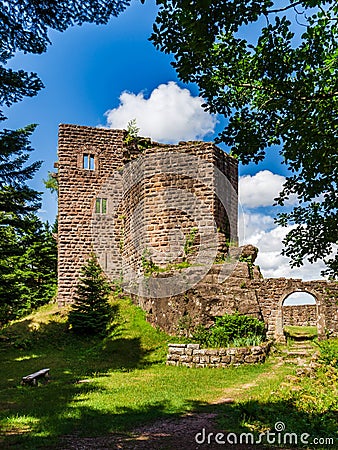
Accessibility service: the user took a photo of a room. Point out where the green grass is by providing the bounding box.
[214,340,338,448]
[216,362,338,448]
[0,298,337,449]
[0,297,271,449]
[284,325,318,339]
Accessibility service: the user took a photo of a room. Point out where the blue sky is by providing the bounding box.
[3,0,326,282]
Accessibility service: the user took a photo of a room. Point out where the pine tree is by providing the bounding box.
[0,125,58,325]
[68,254,113,336]
[0,215,57,325]
[0,125,41,223]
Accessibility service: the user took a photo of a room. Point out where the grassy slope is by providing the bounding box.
[0,297,337,449]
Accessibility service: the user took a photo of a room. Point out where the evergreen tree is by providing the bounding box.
[0,215,57,324]
[0,125,41,224]
[0,0,130,117]
[68,254,113,336]
[0,124,58,325]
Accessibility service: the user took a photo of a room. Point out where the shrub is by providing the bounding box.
[68,254,114,336]
[316,339,338,368]
[192,312,266,348]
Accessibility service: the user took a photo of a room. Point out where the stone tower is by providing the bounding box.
[57,124,238,306]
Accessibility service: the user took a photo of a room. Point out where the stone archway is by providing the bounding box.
[282,292,317,338]
[275,285,326,342]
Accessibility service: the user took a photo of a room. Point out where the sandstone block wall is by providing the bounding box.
[121,142,238,276]
[57,125,125,306]
[135,253,338,341]
[166,342,271,368]
[135,259,264,332]
[282,305,317,327]
[249,278,338,340]
[57,124,238,305]
[212,145,238,242]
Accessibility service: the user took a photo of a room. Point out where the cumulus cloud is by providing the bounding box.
[104,82,217,143]
[238,211,275,245]
[238,170,325,280]
[238,211,326,280]
[239,170,297,208]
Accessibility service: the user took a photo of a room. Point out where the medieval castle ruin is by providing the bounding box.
[57,124,338,341]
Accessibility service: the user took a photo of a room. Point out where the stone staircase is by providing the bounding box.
[281,338,319,370]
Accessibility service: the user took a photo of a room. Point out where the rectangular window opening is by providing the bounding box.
[95,198,107,214]
[83,154,88,169]
[95,198,101,214]
[102,198,107,214]
[89,155,95,170]
[83,153,95,170]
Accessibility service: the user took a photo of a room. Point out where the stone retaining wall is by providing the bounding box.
[166,342,271,368]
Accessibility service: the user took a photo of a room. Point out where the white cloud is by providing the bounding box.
[283,292,316,305]
[238,211,275,245]
[238,171,325,279]
[104,82,217,143]
[239,170,297,208]
[239,210,326,281]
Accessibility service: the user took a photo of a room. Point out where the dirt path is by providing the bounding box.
[58,359,291,450]
[59,410,274,449]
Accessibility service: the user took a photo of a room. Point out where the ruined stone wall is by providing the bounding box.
[121,143,238,278]
[121,144,213,275]
[212,145,238,243]
[282,305,317,327]
[135,256,264,333]
[250,279,338,340]
[166,342,271,368]
[134,249,338,341]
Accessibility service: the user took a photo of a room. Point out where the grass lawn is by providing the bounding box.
[0,297,337,449]
[284,325,318,340]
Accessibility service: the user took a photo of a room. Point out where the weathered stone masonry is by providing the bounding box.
[57,124,238,306]
[166,342,271,368]
[57,124,338,341]
[137,257,338,341]
[57,125,126,305]
[282,305,317,327]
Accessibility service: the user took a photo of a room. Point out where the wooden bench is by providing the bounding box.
[21,368,50,386]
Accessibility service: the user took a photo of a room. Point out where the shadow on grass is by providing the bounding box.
[0,316,163,448]
[0,310,155,374]
[1,319,336,449]
[1,394,337,449]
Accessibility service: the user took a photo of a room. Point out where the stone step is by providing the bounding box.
[285,350,310,357]
[284,358,309,364]
[288,342,314,349]
[291,346,315,352]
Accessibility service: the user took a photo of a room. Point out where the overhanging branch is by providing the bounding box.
[267,1,303,14]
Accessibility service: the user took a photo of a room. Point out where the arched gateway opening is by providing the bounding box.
[282,292,318,341]
[275,288,326,342]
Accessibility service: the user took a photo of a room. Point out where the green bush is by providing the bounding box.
[192,312,266,348]
[68,254,114,336]
[316,338,338,368]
